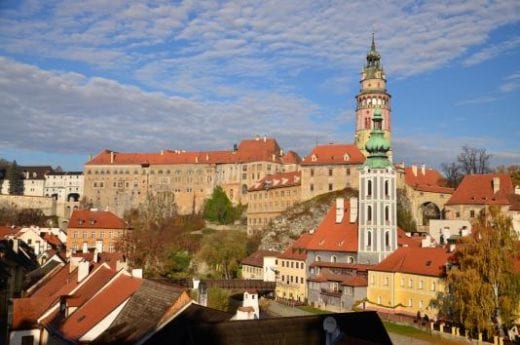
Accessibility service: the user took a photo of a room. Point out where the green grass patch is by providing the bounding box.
[297,305,330,315]
[383,321,427,337]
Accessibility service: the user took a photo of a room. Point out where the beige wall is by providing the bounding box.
[367,270,445,319]
[67,227,126,254]
[300,164,361,201]
[241,264,263,280]
[0,195,56,217]
[275,258,307,302]
[247,185,301,235]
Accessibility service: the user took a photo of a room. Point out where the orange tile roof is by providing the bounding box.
[241,250,280,267]
[281,151,302,164]
[446,173,514,206]
[67,265,117,307]
[397,228,423,248]
[71,251,126,270]
[343,275,368,287]
[404,166,454,194]
[309,262,372,272]
[278,233,313,260]
[509,194,520,211]
[0,225,19,238]
[301,144,365,166]
[370,247,451,277]
[248,171,301,192]
[42,232,63,247]
[68,209,127,229]
[59,274,143,341]
[306,203,358,252]
[30,263,80,299]
[85,137,285,166]
[11,296,57,330]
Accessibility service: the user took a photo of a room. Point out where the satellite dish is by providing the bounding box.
[323,316,337,333]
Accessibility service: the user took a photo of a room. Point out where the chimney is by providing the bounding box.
[110,151,114,164]
[160,149,164,155]
[198,281,208,307]
[95,240,103,253]
[492,177,500,193]
[411,165,417,176]
[448,243,456,253]
[263,135,267,142]
[12,239,19,254]
[131,268,143,279]
[421,164,426,175]
[349,197,358,223]
[335,198,344,224]
[255,135,260,141]
[82,242,88,254]
[77,261,89,283]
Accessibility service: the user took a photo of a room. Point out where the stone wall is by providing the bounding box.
[0,195,56,216]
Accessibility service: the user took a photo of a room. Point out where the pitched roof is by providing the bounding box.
[11,296,57,330]
[404,166,454,194]
[67,264,117,307]
[446,173,514,206]
[278,234,313,260]
[397,228,423,248]
[42,232,63,247]
[20,165,54,180]
[29,263,80,299]
[143,307,392,345]
[370,247,451,277]
[85,137,285,166]
[301,144,365,166]
[59,274,143,341]
[98,280,188,343]
[0,225,19,238]
[305,203,358,253]
[241,250,280,267]
[281,151,302,164]
[248,171,301,192]
[68,209,127,229]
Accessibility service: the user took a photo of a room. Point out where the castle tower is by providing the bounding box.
[355,34,392,161]
[358,107,397,264]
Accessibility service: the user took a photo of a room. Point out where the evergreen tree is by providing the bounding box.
[6,160,23,195]
[203,186,235,224]
[432,206,520,337]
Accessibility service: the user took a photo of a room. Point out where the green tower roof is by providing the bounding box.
[364,106,391,169]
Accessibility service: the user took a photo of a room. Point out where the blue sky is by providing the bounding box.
[0,0,519,171]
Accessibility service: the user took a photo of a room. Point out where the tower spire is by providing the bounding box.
[364,106,391,169]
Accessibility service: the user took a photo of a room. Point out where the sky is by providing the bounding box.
[0,0,519,172]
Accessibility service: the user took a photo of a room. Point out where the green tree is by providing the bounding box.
[203,186,236,224]
[432,207,520,337]
[6,160,23,195]
[207,287,231,312]
[196,231,247,279]
[165,249,191,280]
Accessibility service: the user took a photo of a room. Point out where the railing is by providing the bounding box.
[320,288,342,297]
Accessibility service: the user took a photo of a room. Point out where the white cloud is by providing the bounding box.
[464,36,520,66]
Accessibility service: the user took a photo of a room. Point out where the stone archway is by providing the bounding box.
[67,193,80,202]
[419,202,441,226]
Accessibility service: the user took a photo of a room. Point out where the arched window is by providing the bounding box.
[367,231,372,248]
[384,180,389,196]
[347,256,354,264]
[315,255,321,262]
[367,180,372,196]
[331,255,337,263]
[385,231,390,248]
[385,206,390,222]
[367,206,372,222]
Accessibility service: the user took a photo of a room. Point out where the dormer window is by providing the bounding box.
[343,153,350,161]
[311,154,317,162]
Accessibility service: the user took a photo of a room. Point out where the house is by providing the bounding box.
[366,246,451,319]
[275,233,312,303]
[247,171,301,235]
[240,250,280,281]
[396,164,454,231]
[445,173,520,233]
[300,144,365,201]
[66,209,130,255]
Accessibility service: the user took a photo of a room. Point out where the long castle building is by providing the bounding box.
[83,137,300,216]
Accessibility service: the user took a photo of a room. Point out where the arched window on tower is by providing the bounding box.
[365,117,371,129]
[385,231,390,249]
[367,231,372,249]
[367,180,372,196]
[367,206,372,222]
[384,180,389,197]
[385,206,390,222]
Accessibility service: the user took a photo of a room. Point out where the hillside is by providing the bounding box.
[259,188,358,252]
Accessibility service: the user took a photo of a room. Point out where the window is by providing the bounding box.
[21,335,34,345]
[385,231,390,248]
[384,277,389,286]
[408,298,413,307]
[408,279,413,288]
[328,183,333,191]
[400,278,404,287]
[431,282,436,291]
[331,255,337,263]
[328,169,333,176]
[470,210,475,218]
[385,206,390,222]
[310,168,314,177]
[367,230,372,247]
[367,206,372,222]
[310,184,314,192]
[384,180,389,196]
[315,255,321,262]
[346,168,351,176]
[367,180,372,196]
[419,280,424,289]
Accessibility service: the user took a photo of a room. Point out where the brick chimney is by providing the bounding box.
[349,197,358,223]
[492,177,500,194]
[335,198,344,224]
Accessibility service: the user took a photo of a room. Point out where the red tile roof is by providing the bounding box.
[248,171,301,192]
[11,296,57,330]
[85,137,285,166]
[301,144,365,166]
[71,251,126,270]
[370,247,451,277]
[0,225,19,238]
[281,151,302,164]
[30,263,80,299]
[446,173,514,206]
[59,274,143,341]
[308,270,367,287]
[67,265,117,307]
[309,262,372,272]
[241,250,280,268]
[343,275,368,287]
[306,203,358,252]
[278,234,313,260]
[404,166,454,194]
[68,209,127,229]
[42,232,63,247]
[397,228,423,248]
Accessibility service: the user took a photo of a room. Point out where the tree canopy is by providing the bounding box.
[432,207,520,337]
[203,186,241,224]
[6,160,24,195]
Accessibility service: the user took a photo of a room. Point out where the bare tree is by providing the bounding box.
[440,162,462,188]
[457,146,492,175]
